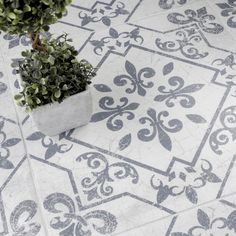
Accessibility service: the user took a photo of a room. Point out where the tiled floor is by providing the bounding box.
[0,0,236,235]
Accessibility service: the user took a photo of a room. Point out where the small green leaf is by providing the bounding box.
[48,55,55,65]
[8,12,16,19]
[23,5,31,12]
[35,98,41,104]
[65,0,72,4]
[40,78,46,85]
[32,71,41,79]
[34,87,39,94]
[25,96,33,104]
[42,87,48,95]
[14,94,23,100]
[16,100,24,106]
[54,89,61,98]
[21,51,30,57]
[14,9,23,14]
[25,107,31,113]
[42,25,50,31]
[50,66,57,75]
[41,0,51,5]
[62,84,68,90]
[71,59,77,64]
[47,46,54,53]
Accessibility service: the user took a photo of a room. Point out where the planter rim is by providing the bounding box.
[30,85,91,113]
[18,74,92,112]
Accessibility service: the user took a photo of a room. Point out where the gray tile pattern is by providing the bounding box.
[1,0,236,235]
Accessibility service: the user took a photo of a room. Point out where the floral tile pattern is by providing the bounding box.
[1,0,236,235]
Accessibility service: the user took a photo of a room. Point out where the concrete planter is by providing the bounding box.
[30,87,92,136]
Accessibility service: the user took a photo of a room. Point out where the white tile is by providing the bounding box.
[1,0,236,235]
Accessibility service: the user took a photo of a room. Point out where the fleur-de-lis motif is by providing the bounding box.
[3,32,51,49]
[212,54,236,84]
[171,207,236,236]
[210,106,236,155]
[91,97,139,131]
[114,60,155,96]
[79,2,129,27]
[217,1,236,28]
[154,76,205,108]
[27,132,73,160]
[43,192,117,236]
[212,54,236,70]
[159,0,187,10]
[90,27,143,55]
[10,200,41,236]
[77,152,139,201]
[156,28,208,59]
[0,117,21,169]
[138,108,183,151]
[11,58,23,76]
[0,72,7,95]
[152,160,221,205]
[168,7,224,34]
[3,34,31,49]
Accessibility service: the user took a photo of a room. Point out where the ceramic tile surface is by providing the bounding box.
[1,0,236,235]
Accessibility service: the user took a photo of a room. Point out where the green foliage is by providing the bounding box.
[15,33,96,112]
[0,0,72,35]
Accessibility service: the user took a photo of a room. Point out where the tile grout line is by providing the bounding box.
[205,0,236,42]
[0,1,236,235]
[111,190,236,236]
[2,63,50,236]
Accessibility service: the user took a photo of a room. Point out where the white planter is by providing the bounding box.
[30,87,92,136]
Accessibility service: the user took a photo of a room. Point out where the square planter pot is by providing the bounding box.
[30,87,92,136]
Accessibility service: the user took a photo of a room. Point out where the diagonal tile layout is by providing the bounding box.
[1,0,236,235]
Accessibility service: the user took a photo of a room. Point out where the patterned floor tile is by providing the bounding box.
[116,193,236,236]
[0,61,26,192]
[0,157,46,236]
[28,154,169,235]
[1,0,236,235]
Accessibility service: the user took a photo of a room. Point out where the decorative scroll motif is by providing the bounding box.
[159,0,187,10]
[0,116,21,169]
[212,54,236,83]
[217,1,236,28]
[156,28,209,59]
[79,2,129,27]
[27,132,73,160]
[138,108,183,151]
[212,54,236,70]
[90,27,143,55]
[3,34,31,49]
[0,72,7,95]
[10,200,41,236]
[43,192,117,235]
[77,152,139,201]
[151,160,221,205]
[154,76,204,108]
[168,7,224,34]
[113,60,155,96]
[171,207,236,236]
[91,97,139,131]
[3,32,51,49]
[210,106,236,155]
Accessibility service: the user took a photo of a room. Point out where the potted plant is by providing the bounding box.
[16,34,96,136]
[0,0,72,49]
[0,0,96,136]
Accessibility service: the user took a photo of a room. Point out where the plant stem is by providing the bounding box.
[30,32,42,51]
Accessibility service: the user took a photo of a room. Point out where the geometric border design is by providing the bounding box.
[68,44,230,175]
[1,0,236,235]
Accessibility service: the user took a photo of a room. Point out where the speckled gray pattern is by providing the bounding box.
[0,0,236,235]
